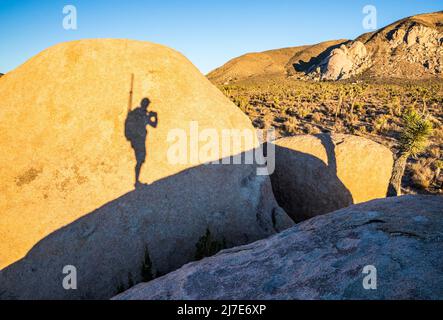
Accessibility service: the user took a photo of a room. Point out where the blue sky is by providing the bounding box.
[0,0,441,74]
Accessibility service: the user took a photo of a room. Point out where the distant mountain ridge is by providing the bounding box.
[208,11,443,84]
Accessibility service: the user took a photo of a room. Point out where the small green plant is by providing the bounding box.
[195,229,226,261]
[374,115,389,133]
[141,246,154,282]
[116,283,126,295]
[221,85,232,97]
[411,161,433,190]
[272,96,280,107]
[399,107,433,156]
[283,117,299,135]
[234,96,249,111]
[115,272,135,295]
[353,101,364,115]
[335,89,344,118]
[297,105,311,118]
[348,84,363,114]
[285,107,297,117]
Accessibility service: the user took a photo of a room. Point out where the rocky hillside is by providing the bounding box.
[308,11,443,80]
[209,11,443,83]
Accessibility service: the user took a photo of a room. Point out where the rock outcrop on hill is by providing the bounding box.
[271,134,393,222]
[209,11,443,83]
[0,39,292,299]
[308,41,371,81]
[113,195,443,300]
[285,39,349,77]
[306,12,443,80]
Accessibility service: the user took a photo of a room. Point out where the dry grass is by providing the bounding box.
[216,75,443,194]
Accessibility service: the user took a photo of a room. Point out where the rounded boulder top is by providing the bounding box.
[0,39,265,271]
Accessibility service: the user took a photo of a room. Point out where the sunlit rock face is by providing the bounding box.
[271,134,393,222]
[312,41,371,81]
[390,24,443,74]
[0,39,292,299]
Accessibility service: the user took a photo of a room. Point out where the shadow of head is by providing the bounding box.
[140,98,150,110]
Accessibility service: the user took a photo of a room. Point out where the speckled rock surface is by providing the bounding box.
[314,41,370,80]
[113,195,443,300]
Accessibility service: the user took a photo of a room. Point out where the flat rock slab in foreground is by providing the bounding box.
[114,195,443,300]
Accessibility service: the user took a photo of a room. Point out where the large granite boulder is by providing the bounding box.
[0,39,292,299]
[271,134,393,222]
[113,195,443,300]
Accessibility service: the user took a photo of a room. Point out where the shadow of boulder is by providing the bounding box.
[271,135,354,222]
[0,151,291,300]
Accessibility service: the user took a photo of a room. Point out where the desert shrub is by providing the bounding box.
[374,115,389,133]
[221,85,232,97]
[252,117,265,129]
[353,101,364,114]
[195,229,226,261]
[429,146,441,159]
[285,107,298,117]
[399,107,433,157]
[433,160,443,189]
[347,113,359,125]
[433,125,443,141]
[410,161,433,189]
[297,104,311,118]
[234,96,249,111]
[391,96,402,116]
[357,125,367,134]
[272,96,280,107]
[312,112,322,123]
[283,117,299,135]
[305,124,321,134]
[141,246,154,282]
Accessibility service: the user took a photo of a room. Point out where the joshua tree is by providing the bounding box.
[387,107,433,196]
